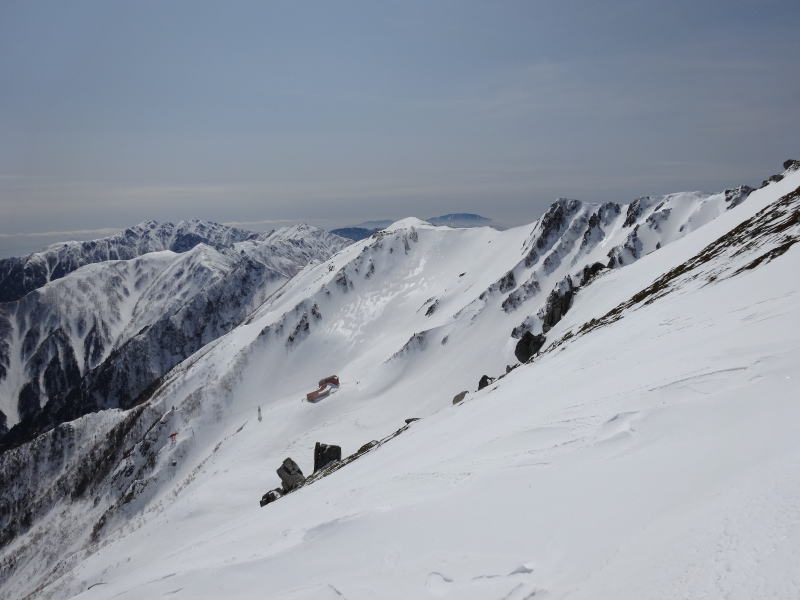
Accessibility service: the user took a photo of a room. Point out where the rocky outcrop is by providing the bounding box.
[524,198,582,267]
[501,275,540,312]
[540,276,575,333]
[452,391,469,405]
[761,174,784,188]
[514,331,546,363]
[784,159,800,172]
[259,488,283,507]
[277,457,305,492]
[314,442,342,472]
[358,440,379,453]
[623,197,650,227]
[724,185,754,209]
[580,262,607,286]
[478,375,495,390]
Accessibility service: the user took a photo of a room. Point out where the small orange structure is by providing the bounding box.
[306,375,340,402]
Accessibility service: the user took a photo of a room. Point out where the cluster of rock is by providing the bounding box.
[259,423,419,508]
[261,441,344,506]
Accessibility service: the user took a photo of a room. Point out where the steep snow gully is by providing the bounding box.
[1,163,799,599]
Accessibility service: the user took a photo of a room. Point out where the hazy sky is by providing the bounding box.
[1,0,798,256]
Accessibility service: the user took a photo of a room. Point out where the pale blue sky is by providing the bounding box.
[1,0,798,255]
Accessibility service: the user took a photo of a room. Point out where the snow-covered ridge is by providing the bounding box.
[0,219,347,304]
[0,222,348,445]
[1,163,799,599]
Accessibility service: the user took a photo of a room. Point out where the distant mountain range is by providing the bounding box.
[331,213,499,240]
[0,220,348,447]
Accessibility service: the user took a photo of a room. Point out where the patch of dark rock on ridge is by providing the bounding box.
[514,331,546,363]
[623,197,650,227]
[761,174,784,188]
[259,488,283,507]
[581,262,607,286]
[478,374,495,390]
[541,276,575,333]
[314,442,342,472]
[784,159,800,171]
[724,185,754,209]
[524,198,582,267]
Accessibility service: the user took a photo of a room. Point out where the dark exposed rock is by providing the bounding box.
[277,457,305,492]
[524,198,582,267]
[481,270,517,300]
[514,331,546,363]
[259,488,283,507]
[287,314,310,344]
[502,275,540,313]
[724,185,754,209]
[783,159,800,171]
[17,383,41,423]
[404,417,420,424]
[425,299,439,316]
[314,442,342,472]
[761,174,784,188]
[452,390,469,405]
[579,204,619,255]
[623,197,650,227]
[541,276,575,333]
[357,440,379,454]
[580,262,607,286]
[478,375,495,390]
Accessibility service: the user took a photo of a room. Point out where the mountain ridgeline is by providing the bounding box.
[0,221,348,448]
[2,161,799,599]
[331,212,498,240]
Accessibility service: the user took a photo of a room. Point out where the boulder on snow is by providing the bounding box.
[314,442,342,472]
[452,390,469,405]
[514,331,546,363]
[357,440,379,454]
[277,457,305,492]
[405,417,420,424]
[478,375,495,390]
[259,487,283,507]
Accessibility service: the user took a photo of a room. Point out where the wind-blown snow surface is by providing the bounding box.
[2,172,799,599]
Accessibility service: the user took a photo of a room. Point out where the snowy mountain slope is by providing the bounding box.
[1,166,797,599]
[66,174,797,600]
[0,219,347,304]
[0,224,348,446]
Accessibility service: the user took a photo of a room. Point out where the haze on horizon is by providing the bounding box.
[1,0,798,257]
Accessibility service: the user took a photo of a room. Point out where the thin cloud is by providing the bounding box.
[0,227,120,239]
